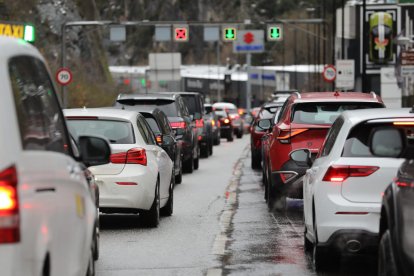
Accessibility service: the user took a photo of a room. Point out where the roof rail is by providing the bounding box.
[293,91,301,98]
[370,91,377,99]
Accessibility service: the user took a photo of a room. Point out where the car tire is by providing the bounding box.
[209,140,213,156]
[175,160,183,184]
[227,132,234,142]
[142,179,160,228]
[304,227,313,252]
[200,144,209,158]
[92,222,99,260]
[312,216,339,272]
[236,128,243,139]
[194,155,199,170]
[86,247,95,276]
[251,149,261,170]
[183,154,194,174]
[161,175,174,216]
[378,230,398,276]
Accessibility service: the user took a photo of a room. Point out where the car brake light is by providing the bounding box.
[393,122,414,126]
[196,119,204,128]
[211,120,215,127]
[170,121,186,129]
[277,129,308,144]
[322,165,379,182]
[230,114,239,120]
[110,148,147,166]
[0,166,20,243]
[224,118,230,124]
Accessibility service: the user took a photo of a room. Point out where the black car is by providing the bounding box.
[161,92,212,158]
[130,107,183,184]
[368,126,414,276]
[116,93,199,173]
[216,109,234,142]
[205,104,220,146]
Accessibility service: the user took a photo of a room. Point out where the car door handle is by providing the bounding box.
[35,187,56,193]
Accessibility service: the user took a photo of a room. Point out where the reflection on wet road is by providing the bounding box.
[219,152,377,276]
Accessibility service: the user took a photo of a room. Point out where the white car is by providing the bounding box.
[212,102,244,138]
[0,37,110,275]
[291,108,413,271]
[65,108,174,227]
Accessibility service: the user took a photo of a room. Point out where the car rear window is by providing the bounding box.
[292,102,383,124]
[181,95,198,115]
[117,99,178,117]
[67,119,135,144]
[342,122,414,157]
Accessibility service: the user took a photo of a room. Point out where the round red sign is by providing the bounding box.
[56,68,73,86]
[322,65,336,82]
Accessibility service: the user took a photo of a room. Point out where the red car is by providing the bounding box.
[250,102,284,169]
[263,92,385,210]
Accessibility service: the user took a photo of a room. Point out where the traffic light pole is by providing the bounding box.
[246,53,251,111]
[216,42,221,101]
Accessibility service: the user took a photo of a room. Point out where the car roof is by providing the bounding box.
[263,101,284,108]
[213,102,237,109]
[0,37,44,61]
[291,92,383,104]
[64,108,142,122]
[158,91,202,96]
[341,108,413,125]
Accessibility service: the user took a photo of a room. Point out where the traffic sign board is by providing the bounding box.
[173,25,189,42]
[56,68,73,86]
[322,65,336,82]
[336,60,355,89]
[233,30,264,53]
[223,27,237,41]
[401,50,414,65]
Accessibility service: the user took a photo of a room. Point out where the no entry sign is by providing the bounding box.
[56,68,73,86]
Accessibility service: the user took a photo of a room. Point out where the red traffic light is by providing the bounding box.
[174,25,189,42]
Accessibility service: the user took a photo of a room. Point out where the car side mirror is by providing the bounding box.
[257,119,272,131]
[290,148,312,167]
[369,127,405,158]
[78,135,111,167]
[162,134,175,146]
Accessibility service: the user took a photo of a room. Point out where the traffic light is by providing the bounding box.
[267,25,283,41]
[223,27,237,41]
[173,25,189,42]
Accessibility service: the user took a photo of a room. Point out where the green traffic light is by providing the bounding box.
[270,27,280,39]
[223,28,236,41]
[268,25,283,41]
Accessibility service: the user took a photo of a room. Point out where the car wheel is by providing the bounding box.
[209,140,213,156]
[312,216,338,271]
[194,155,199,170]
[378,230,398,276]
[183,154,194,174]
[236,128,243,138]
[161,175,174,216]
[251,149,261,170]
[142,179,160,228]
[86,247,95,276]
[227,132,234,142]
[92,222,99,260]
[304,227,313,252]
[175,160,183,184]
[200,144,209,158]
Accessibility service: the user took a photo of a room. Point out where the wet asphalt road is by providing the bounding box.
[96,135,378,276]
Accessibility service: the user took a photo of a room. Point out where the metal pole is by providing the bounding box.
[294,27,298,89]
[60,23,66,108]
[341,0,345,59]
[362,0,366,92]
[216,41,221,101]
[246,53,251,110]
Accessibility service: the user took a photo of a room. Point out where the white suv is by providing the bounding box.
[0,37,110,276]
[290,108,413,271]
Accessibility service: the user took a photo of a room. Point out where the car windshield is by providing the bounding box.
[292,102,384,124]
[67,119,135,144]
[117,99,178,117]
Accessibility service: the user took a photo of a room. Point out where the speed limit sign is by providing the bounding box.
[322,65,336,83]
[56,68,73,86]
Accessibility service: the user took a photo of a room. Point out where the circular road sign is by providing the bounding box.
[322,65,336,82]
[56,68,73,86]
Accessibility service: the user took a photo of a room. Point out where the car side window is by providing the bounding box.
[276,99,290,124]
[159,112,172,135]
[179,98,190,117]
[137,117,155,145]
[9,56,70,154]
[319,116,344,157]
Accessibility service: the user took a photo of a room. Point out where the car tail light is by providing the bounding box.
[223,118,230,124]
[0,165,20,243]
[170,121,186,129]
[322,165,379,182]
[211,120,215,127]
[277,129,308,144]
[393,122,414,126]
[110,148,147,166]
[196,119,204,128]
[279,172,297,183]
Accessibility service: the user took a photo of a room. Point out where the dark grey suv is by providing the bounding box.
[116,93,199,173]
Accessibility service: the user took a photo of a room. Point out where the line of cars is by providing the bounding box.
[0,36,250,276]
[251,91,414,274]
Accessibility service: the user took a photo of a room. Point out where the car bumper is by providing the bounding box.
[318,229,378,254]
[94,168,156,211]
[220,126,232,137]
[271,160,309,198]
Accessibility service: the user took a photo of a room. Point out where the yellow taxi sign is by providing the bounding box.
[0,21,35,42]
